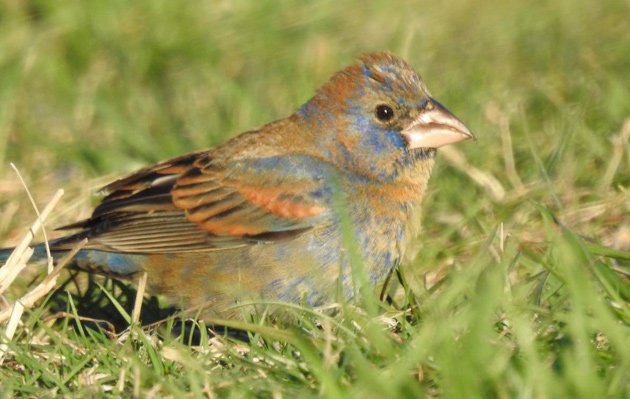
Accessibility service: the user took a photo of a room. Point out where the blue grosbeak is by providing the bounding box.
[2,52,473,317]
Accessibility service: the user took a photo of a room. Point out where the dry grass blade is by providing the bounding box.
[3,238,88,320]
[600,117,630,190]
[0,170,83,363]
[0,239,87,324]
[0,301,24,363]
[132,272,148,324]
[8,163,59,273]
[485,101,525,191]
[0,247,33,295]
[0,181,63,293]
[0,188,64,286]
[0,189,63,287]
[440,146,506,202]
[0,239,87,362]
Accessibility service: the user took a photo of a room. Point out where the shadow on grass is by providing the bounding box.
[46,271,251,343]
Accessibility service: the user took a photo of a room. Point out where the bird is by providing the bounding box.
[1,52,473,318]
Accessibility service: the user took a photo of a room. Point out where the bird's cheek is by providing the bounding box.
[361,129,407,156]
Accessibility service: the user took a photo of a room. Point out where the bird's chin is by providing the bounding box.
[410,147,437,160]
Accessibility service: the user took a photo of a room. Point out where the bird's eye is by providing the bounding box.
[375,104,395,122]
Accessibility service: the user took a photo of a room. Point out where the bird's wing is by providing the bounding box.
[55,150,336,253]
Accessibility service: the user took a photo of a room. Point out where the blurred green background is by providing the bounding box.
[0,0,629,397]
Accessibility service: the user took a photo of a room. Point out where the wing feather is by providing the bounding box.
[54,147,335,253]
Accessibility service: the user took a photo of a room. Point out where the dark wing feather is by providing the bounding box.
[54,148,333,253]
[98,150,208,201]
[171,158,330,237]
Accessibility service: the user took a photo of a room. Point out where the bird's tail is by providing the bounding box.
[0,243,68,265]
[1,231,91,267]
[0,247,12,264]
[1,242,146,279]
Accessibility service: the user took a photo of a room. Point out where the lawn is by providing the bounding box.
[1,0,629,397]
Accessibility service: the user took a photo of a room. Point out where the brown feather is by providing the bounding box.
[54,119,331,253]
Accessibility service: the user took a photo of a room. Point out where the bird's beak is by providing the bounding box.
[402,99,474,149]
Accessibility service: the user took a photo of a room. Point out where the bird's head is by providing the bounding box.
[297,52,473,181]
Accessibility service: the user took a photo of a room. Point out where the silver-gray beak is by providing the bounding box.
[402,99,474,149]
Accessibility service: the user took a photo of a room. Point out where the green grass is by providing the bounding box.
[1,0,630,397]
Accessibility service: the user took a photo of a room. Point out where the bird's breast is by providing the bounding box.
[347,168,432,283]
